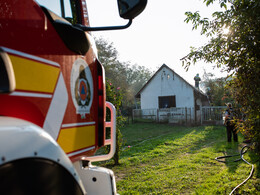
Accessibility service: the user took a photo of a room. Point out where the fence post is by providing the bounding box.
[201,107,203,125]
[185,107,187,125]
[157,109,159,122]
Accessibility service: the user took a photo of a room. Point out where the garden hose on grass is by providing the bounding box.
[215,145,254,195]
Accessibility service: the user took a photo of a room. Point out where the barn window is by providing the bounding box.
[167,74,170,80]
[158,96,176,108]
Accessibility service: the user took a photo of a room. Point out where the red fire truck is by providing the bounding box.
[0,0,146,194]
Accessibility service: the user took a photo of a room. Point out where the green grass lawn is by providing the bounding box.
[105,123,259,194]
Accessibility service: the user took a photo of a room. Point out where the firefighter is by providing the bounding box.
[194,74,201,89]
[224,103,238,142]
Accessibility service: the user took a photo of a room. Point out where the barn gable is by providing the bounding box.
[135,64,209,109]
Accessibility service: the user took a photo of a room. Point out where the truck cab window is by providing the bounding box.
[36,0,80,24]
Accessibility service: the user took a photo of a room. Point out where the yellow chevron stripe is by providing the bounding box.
[9,55,60,93]
[57,126,96,154]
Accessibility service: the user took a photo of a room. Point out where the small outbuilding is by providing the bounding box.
[135,64,210,123]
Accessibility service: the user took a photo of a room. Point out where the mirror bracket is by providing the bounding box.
[75,19,132,31]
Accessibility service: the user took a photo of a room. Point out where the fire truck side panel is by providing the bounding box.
[0,0,104,161]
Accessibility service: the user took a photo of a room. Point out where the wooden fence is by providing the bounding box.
[133,107,194,125]
[133,106,226,125]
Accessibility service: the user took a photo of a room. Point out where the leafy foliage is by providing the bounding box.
[95,37,153,109]
[201,71,233,106]
[95,36,153,164]
[182,0,260,152]
[105,80,125,165]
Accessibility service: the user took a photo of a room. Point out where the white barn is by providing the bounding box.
[135,64,209,122]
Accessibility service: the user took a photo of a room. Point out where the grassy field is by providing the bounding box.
[104,123,259,194]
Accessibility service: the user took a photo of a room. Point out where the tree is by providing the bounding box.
[95,37,126,165]
[95,36,153,163]
[95,37,153,109]
[95,37,129,102]
[105,81,125,165]
[201,71,233,106]
[182,0,260,152]
[126,64,152,98]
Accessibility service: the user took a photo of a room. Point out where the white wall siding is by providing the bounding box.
[141,67,195,109]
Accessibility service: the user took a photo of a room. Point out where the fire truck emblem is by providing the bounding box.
[71,58,93,118]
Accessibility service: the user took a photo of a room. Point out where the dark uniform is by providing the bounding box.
[225,104,238,142]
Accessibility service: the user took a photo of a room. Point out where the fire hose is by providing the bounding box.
[215,145,254,195]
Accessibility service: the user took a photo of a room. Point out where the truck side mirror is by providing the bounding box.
[77,0,147,31]
[118,0,147,19]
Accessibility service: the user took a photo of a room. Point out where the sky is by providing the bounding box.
[87,0,228,86]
